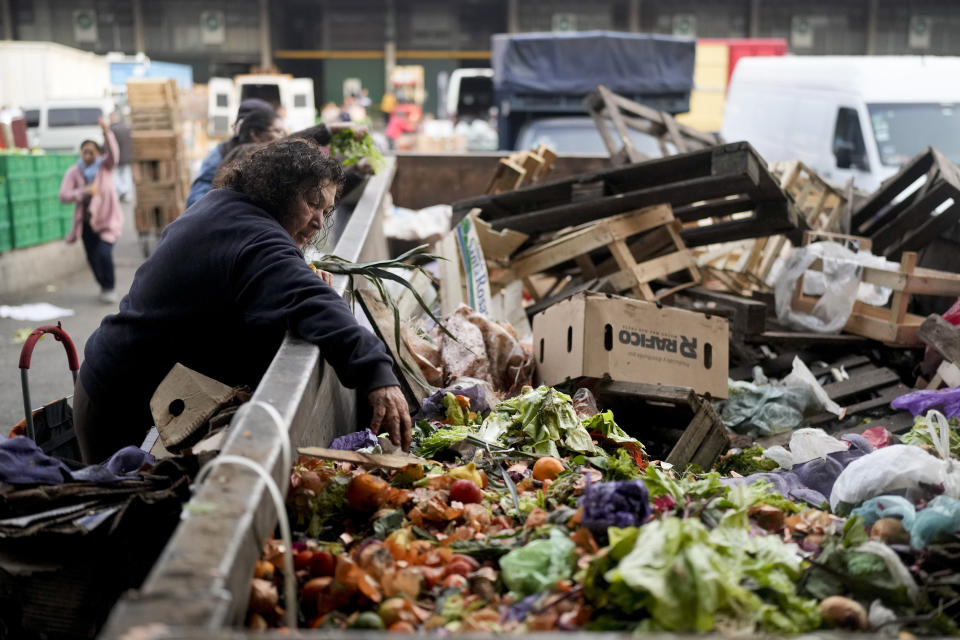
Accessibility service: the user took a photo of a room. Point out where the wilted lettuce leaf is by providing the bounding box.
[589,517,820,633]
[478,386,596,456]
[415,423,475,458]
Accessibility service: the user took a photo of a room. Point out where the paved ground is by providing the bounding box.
[0,202,146,430]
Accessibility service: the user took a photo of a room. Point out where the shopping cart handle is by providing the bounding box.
[18,322,80,372]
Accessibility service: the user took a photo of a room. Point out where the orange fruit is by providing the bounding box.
[532,457,564,481]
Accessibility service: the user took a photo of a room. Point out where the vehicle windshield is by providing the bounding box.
[516,118,667,157]
[868,103,960,167]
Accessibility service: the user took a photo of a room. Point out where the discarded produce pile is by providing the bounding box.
[245,385,960,635]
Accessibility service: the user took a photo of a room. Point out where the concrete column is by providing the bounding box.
[259,0,273,70]
[866,0,878,54]
[1,0,13,40]
[132,0,145,54]
[507,0,519,33]
[749,0,760,38]
[628,0,641,32]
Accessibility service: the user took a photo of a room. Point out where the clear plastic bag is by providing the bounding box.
[775,242,864,333]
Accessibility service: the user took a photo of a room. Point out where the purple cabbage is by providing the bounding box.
[329,429,379,451]
[417,384,490,421]
[579,480,652,543]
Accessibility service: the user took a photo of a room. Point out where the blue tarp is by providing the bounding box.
[491,31,695,96]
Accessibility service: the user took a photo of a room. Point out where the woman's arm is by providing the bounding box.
[58,168,85,204]
[99,119,119,170]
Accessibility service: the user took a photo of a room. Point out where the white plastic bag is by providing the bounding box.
[782,356,844,418]
[775,242,864,333]
[763,428,850,470]
[830,411,960,510]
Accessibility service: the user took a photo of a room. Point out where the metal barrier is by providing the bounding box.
[99,159,394,638]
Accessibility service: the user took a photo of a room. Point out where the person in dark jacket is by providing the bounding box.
[109,110,134,201]
[74,137,411,463]
[185,98,274,209]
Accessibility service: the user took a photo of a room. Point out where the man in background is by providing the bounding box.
[110,109,134,202]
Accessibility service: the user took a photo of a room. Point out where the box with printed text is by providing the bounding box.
[532,292,729,398]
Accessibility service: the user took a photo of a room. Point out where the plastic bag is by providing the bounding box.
[891,388,960,418]
[720,383,813,436]
[850,495,917,529]
[782,357,844,418]
[910,495,960,549]
[763,428,850,470]
[775,242,864,333]
[499,528,576,597]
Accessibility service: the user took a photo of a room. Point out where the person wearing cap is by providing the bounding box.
[185,98,275,209]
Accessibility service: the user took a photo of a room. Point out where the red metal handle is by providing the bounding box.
[18,322,80,371]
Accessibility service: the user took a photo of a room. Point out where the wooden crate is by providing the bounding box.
[132,131,181,161]
[453,142,801,249]
[700,161,853,297]
[852,147,960,260]
[485,144,557,194]
[791,233,960,346]
[493,204,701,301]
[582,380,729,469]
[126,78,179,109]
[135,202,180,233]
[130,106,180,132]
[584,85,722,165]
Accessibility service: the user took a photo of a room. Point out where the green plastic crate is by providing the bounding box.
[36,173,62,199]
[13,221,39,248]
[39,217,62,242]
[0,198,9,226]
[61,216,75,236]
[0,223,11,252]
[6,175,39,202]
[32,155,60,174]
[9,198,39,225]
[38,198,62,220]
[0,154,35,179]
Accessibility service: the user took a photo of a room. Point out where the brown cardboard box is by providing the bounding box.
[532,292,729,398]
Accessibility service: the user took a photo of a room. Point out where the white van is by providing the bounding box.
[24,98,117,153]
[207,74,315,138]
[722,56,960,192]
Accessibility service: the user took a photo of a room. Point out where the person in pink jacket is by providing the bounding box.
[59,118,124,303]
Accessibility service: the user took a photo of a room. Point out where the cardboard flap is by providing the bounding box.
[150,363,238,450]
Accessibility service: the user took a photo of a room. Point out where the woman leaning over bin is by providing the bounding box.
[59,117,123,303]
[74,135,411,463]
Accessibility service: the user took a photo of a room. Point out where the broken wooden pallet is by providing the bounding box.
[485,143,557,194]
[584,85,722,165]
[493,204,700,301]
[791,239,960,346]
[452,142,801,248]
[580,379,729,470]
[700,161,853,296]
[852,147,960,260]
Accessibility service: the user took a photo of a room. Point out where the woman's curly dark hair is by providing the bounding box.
[215,138,344,227]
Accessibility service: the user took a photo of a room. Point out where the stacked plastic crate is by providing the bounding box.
[128,78,187,236]
[0,153,75,252]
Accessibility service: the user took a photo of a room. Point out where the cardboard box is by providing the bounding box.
[532,292,729,398]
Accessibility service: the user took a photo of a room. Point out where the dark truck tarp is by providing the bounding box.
[491,31,695,96]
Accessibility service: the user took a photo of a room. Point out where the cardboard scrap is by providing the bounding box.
[298,446,426,470]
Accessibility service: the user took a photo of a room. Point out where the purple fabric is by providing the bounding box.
[417,384,490,420]
[722,435,873,508]
[0,436,153,486]
[579,480,651,543]
[891,388,960,418]
[329,429,379,451]
[721,472,828,507]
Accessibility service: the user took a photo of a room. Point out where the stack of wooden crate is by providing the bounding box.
[127,79,189,235]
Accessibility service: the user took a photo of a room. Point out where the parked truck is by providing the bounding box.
[491,31,696,150]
